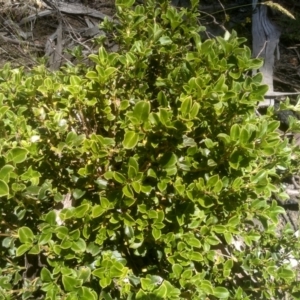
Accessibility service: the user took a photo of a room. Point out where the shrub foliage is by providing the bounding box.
[0,0,300,299]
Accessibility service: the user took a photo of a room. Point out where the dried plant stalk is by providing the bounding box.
[263,1,295,20]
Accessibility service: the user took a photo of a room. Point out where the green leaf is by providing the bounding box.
[213,180,223,193]
[73,189,85,200]
[2,237,13,248]
[78,287,97,300]
[224,259,233,271]
[190,102,200,119]
[71,238,86,252]
[100,277,111,288]
[0,276,12,290]
[181,269,193,279]
[230,124,240,141]
[92,268,104,278]
[157,181,167,192]
[0,180,9,197]
[278,268,295,280]
[60,239,72,249]
[186,236,201,248]
[128,166,137,179]
[207,175,219,188]
[18,227,34,243]
[200,280,214,294]
[123,213,136,226]
[70,75,82,86]
[56,226,69,239]
[39,233,52,245]
[116,0,135,9]
[98,46,108,63]
[128,157,138,171]
[45,210,57,225]
[181,97,192,117]
[172,264,183,278]
[110,262,124,278]
[213,286,229,299]
[120,100,130,110]
[133,101,151,122]
[159,108,170,125]
[240,128,249,144]
[217,133,231,144]
[87,242,101,256]
[267,120,280,132]
[92,205,105,218]
[0,165,14,182]
[123,184,134,198]
[213,225,226,233]
[227,215,239,227]
[152,228,161,240]
[190,251,203,261]
[41,268,52,282]
[113,172,126,184]
[104,67,117,79]
[140,278,153,291]
[6,147,28,164]
[29,244,40,254]
[160,152,177,169]
[85,71,98,80]
[232,177,243,190]
[123,131,139,149]
[204,139,215,149]
[154,281,167,297]
[16,243,32,256]
[74,204,90,218]
[224,232,233,244]
[0,106,9,118]
[251,169,267,184]
[78,267,91,283]
[62,275,82,292]
[131,181,141,194]
[159,36,172,45]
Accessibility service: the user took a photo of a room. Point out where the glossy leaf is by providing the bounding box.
[133,101,150,122]
[6,147,28,164]
[62,275,82,292]
[123,131,139,149]
[18,227,34,243]
[213,287,229,299]
[0,180,9,197]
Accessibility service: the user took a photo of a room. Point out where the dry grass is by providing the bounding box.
[263,1,295,20]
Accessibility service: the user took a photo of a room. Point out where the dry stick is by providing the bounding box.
[0,34,43,48]
[255,40,268,59]
[292,176,300,189]
[45,33,75,68]
[62,15,94,54]
[273,76,300,90]
[216,0,227,23]
[197,10,227,38]
[19,9,53,25]
[42,0,116,22]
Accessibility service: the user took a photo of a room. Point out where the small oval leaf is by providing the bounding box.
[123,131,139,149]
[0,180,9,197]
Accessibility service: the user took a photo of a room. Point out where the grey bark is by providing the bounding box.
[252,0,281,107]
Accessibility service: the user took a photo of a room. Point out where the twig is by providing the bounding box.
[292,176,300,189]
[0,34,43,49]
[255,40,268,59]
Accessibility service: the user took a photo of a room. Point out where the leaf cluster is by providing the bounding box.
[0,0,300,299]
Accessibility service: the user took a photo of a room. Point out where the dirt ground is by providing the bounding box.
[0,0,116,69]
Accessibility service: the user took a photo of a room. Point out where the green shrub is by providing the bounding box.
[0,0,300,299]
